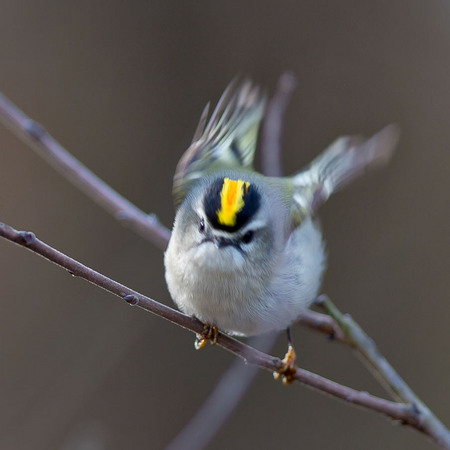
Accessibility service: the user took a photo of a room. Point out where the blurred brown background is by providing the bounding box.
[0,1,449,449]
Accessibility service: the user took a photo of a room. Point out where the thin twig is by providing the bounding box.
[2,87,450,448]
[165,334,275,450]
[0,83,347,449]
[317,295,450,448]
[0,92,171,250]
[296,309,345,342]
[260,71,297,176]
[0,221,439,443]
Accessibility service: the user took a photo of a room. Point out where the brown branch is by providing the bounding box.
[0,82,345,449]
[1,86,450,448]
[0,221,436,442]
[165,334,276,450]
[296,309,345,341]
[317,295,450,448]
[0,92,171,250]
[260,71,297,176]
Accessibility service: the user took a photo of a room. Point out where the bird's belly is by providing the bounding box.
[165,218,326,336]
[172,270,267,335]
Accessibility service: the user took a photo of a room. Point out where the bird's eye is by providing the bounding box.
[241,230,254,244]
[199,217,205,233]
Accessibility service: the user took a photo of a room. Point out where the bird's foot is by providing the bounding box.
[194,323,219,350]
[273,343,297,385]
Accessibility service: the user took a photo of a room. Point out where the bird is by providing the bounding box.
[164,78,399,383]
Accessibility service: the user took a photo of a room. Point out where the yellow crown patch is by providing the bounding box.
[217,178,250,226]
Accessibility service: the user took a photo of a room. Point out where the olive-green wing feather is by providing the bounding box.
[289,124,400,228]
[172,79,267,208]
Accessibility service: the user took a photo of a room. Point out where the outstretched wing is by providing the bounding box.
[289,124,400,227]
[172,79,267,208]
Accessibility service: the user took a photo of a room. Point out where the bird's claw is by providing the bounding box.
[273,343,297,385]
[195,323,218,350]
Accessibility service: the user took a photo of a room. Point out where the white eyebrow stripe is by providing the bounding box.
[240,220,266,233]
[244,219,265,228]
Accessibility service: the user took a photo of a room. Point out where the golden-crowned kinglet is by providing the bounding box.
[164,79,398,381]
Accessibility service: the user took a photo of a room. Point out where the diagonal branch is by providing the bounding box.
[317,295,450,448]
[0,79,298,449]
[165,334,275,450]
[1,85,450,449]
[0,221,441,445]
[260,71,297,176]
[296,309,345,341]
[0,82,342,449]
[0,92,170,250]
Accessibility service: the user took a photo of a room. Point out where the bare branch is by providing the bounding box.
[0,221,442,446]
[260,72,297,176]
[0,83,344,449]
[317,295,450,448]
[165,334,276,450]
[1,87,449,448]
[296,309,345,341]
[0,92,171,250]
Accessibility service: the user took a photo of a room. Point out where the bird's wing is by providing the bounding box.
[289,124,400,228]
[172,79,267,209]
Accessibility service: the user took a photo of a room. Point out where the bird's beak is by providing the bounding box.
[214,236,234,248]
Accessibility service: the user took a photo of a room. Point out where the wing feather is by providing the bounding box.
[172,79,266,208]
[290,124,400,226]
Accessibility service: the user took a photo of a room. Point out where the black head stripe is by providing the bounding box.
[203,177,260,232]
